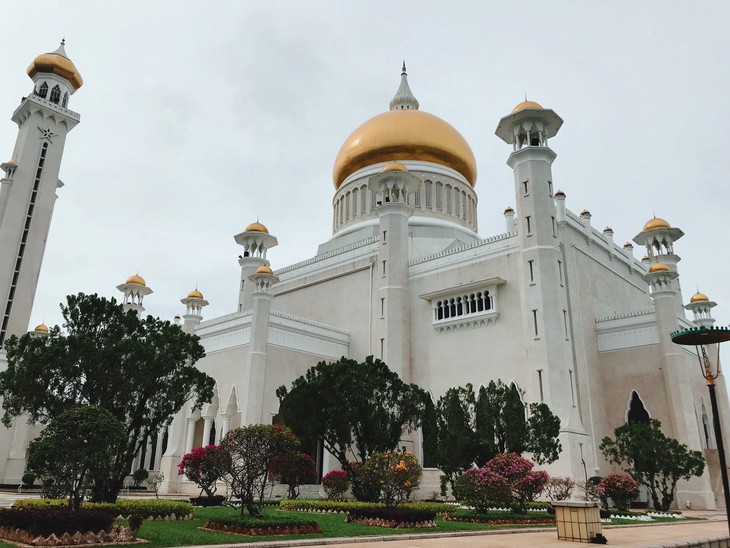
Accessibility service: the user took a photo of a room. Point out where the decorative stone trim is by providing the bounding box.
[345,516,436,528]
[0,525,136,546]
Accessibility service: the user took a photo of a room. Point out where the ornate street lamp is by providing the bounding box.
[671,325,730,532]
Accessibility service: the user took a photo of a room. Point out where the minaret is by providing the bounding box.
[633,217,685,314]
[495,100,588,477]
[0,42,82,345]
[233,221,278,313]
[180,288,209,333]
[116,274,153,315]
[369,161,419,381]
[242,264,278,425]
[684,291,717,328]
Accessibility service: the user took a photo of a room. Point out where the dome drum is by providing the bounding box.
[332,163,478,236]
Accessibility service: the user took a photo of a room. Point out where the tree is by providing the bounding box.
[360,449,422,506]
[484,453,549,513]
[0,293,214,502]
[218,424,299,517]
[178,445,226,497]
[600,419,705,511]
[276,356,425,500]
[26,406,125,510]
[435,385,478,494]
[268,451,317,499]
[475,381,562,465]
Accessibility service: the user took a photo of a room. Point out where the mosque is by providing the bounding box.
[0,44,728,509]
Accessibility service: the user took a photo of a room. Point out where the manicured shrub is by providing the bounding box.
[189,495,226,507]
[21,473,36,486]
[268,451,317,499]
[454,467,512,513]
[12,498,193,519]
[360,450,422,506]
[132,468,149,487]
[485,453,549,512]
[346,506,436,527]
[279,498,457,516]
[205,514,321,535]
[0,507,114,536]
[322,470,350,500]
[598,473,639,511]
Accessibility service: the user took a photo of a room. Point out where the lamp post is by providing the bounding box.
[671,325,730,532]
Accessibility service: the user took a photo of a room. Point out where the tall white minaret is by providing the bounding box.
[180,288,208,333]
[495,99,588,478]
[234,221,278,313]
[0,41,82,344]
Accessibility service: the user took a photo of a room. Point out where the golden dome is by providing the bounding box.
[554,190,565,197]
[504,206,514,213]
[603,226,613,233]
[690,292,710,303]
[381,161,408,173]
[623,242,633,247]
[648,262,670,273]
[333,109,477,189]
[187,289,204,299]
[512,100,543,114]
[255,265,273,275]
[7,159,17,165]
[34,323,49,333]
[27,43,83,90]
[245,221,269,234]
[580,209,591,216]
[125,274,146,286]
[643,217,670,231]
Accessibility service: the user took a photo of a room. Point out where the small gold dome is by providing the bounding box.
[333,109,477,189]
[504,206,514,213]
[512,100,544,114]
[648,262,670,273]
[187,289,204,299]
[690,292,710,303]
[643,217,670,231]
[603,226,613,233]
[27,46,83,90]
[34,323,49,333]
[641,255,650,261]
[7,159,17,165]
[255,265,273,275]
[623,242,633,248]
[245,221,269,234]
[381,161,408,173]
[554,190,565,197]
[126,274,146,286]
[580,209,591,216]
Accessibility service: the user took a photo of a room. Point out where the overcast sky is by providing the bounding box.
[1,2,729,358]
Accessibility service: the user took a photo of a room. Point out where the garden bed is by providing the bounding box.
[204,514,321,536]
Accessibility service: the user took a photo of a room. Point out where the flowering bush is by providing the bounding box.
[598,473,639,511]
[545,476,576,501]
[322,470,350,500]
[360,450,423,506]
[454,467,512,513]
[269,451,317,499]
[178,445,226,497]
[486,453,549,512]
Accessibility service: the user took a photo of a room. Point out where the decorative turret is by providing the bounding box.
[634,216,685,312]
[117,274,153,315]
[30,323,49,337]
[684,291,718,327]
[368,161,420,204]
[180,288,209,333]
[495,99,564,151]
[234,221,278,312]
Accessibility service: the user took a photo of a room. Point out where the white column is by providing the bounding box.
[184,418,196,455]
[202,418,213,447]
[218,414,232,442]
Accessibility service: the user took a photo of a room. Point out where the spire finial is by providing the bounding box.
[61,38,65,47]
[525,92,528,102]
[389,61,419,111]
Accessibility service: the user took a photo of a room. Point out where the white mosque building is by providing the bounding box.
[0,45,728,509]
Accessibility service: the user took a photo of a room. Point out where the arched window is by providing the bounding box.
[38,81,48,98]
[61,92,68,108]
[425,181,432,207]
[445,185,452,213]
[435,182,443,209]
[352,188,358,215]
[627,391,650,423]
[50,84,61,104]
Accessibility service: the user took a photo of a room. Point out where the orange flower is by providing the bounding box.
[395,460,407,472]
[405,481,412,487]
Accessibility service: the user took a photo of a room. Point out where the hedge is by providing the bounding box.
[190,495,226,507]
[12,498,193,519]
[279,499,456,516]
[0,507,115,537]
[346,506,436,527]
[205,514,321,536]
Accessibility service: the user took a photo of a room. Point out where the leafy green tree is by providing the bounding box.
[475,381,561,465]
[27,405,125,510]
[0,293,214,502]
[276,356,425,501]
[218,424,299,517]
[600,419,705,511]
[435,385,478,494]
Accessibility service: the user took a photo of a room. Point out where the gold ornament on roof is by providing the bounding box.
[187,289,204,299]
[245,221,269,234]
[381,161,408,173]
[125,274,146,286]
[690,292,709,303]
[643,217,670,231]
[512,100,544,114]
[27,41,83,90]
[255,265,273,275]
[34,323,49,333]
[648,262,670,273]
